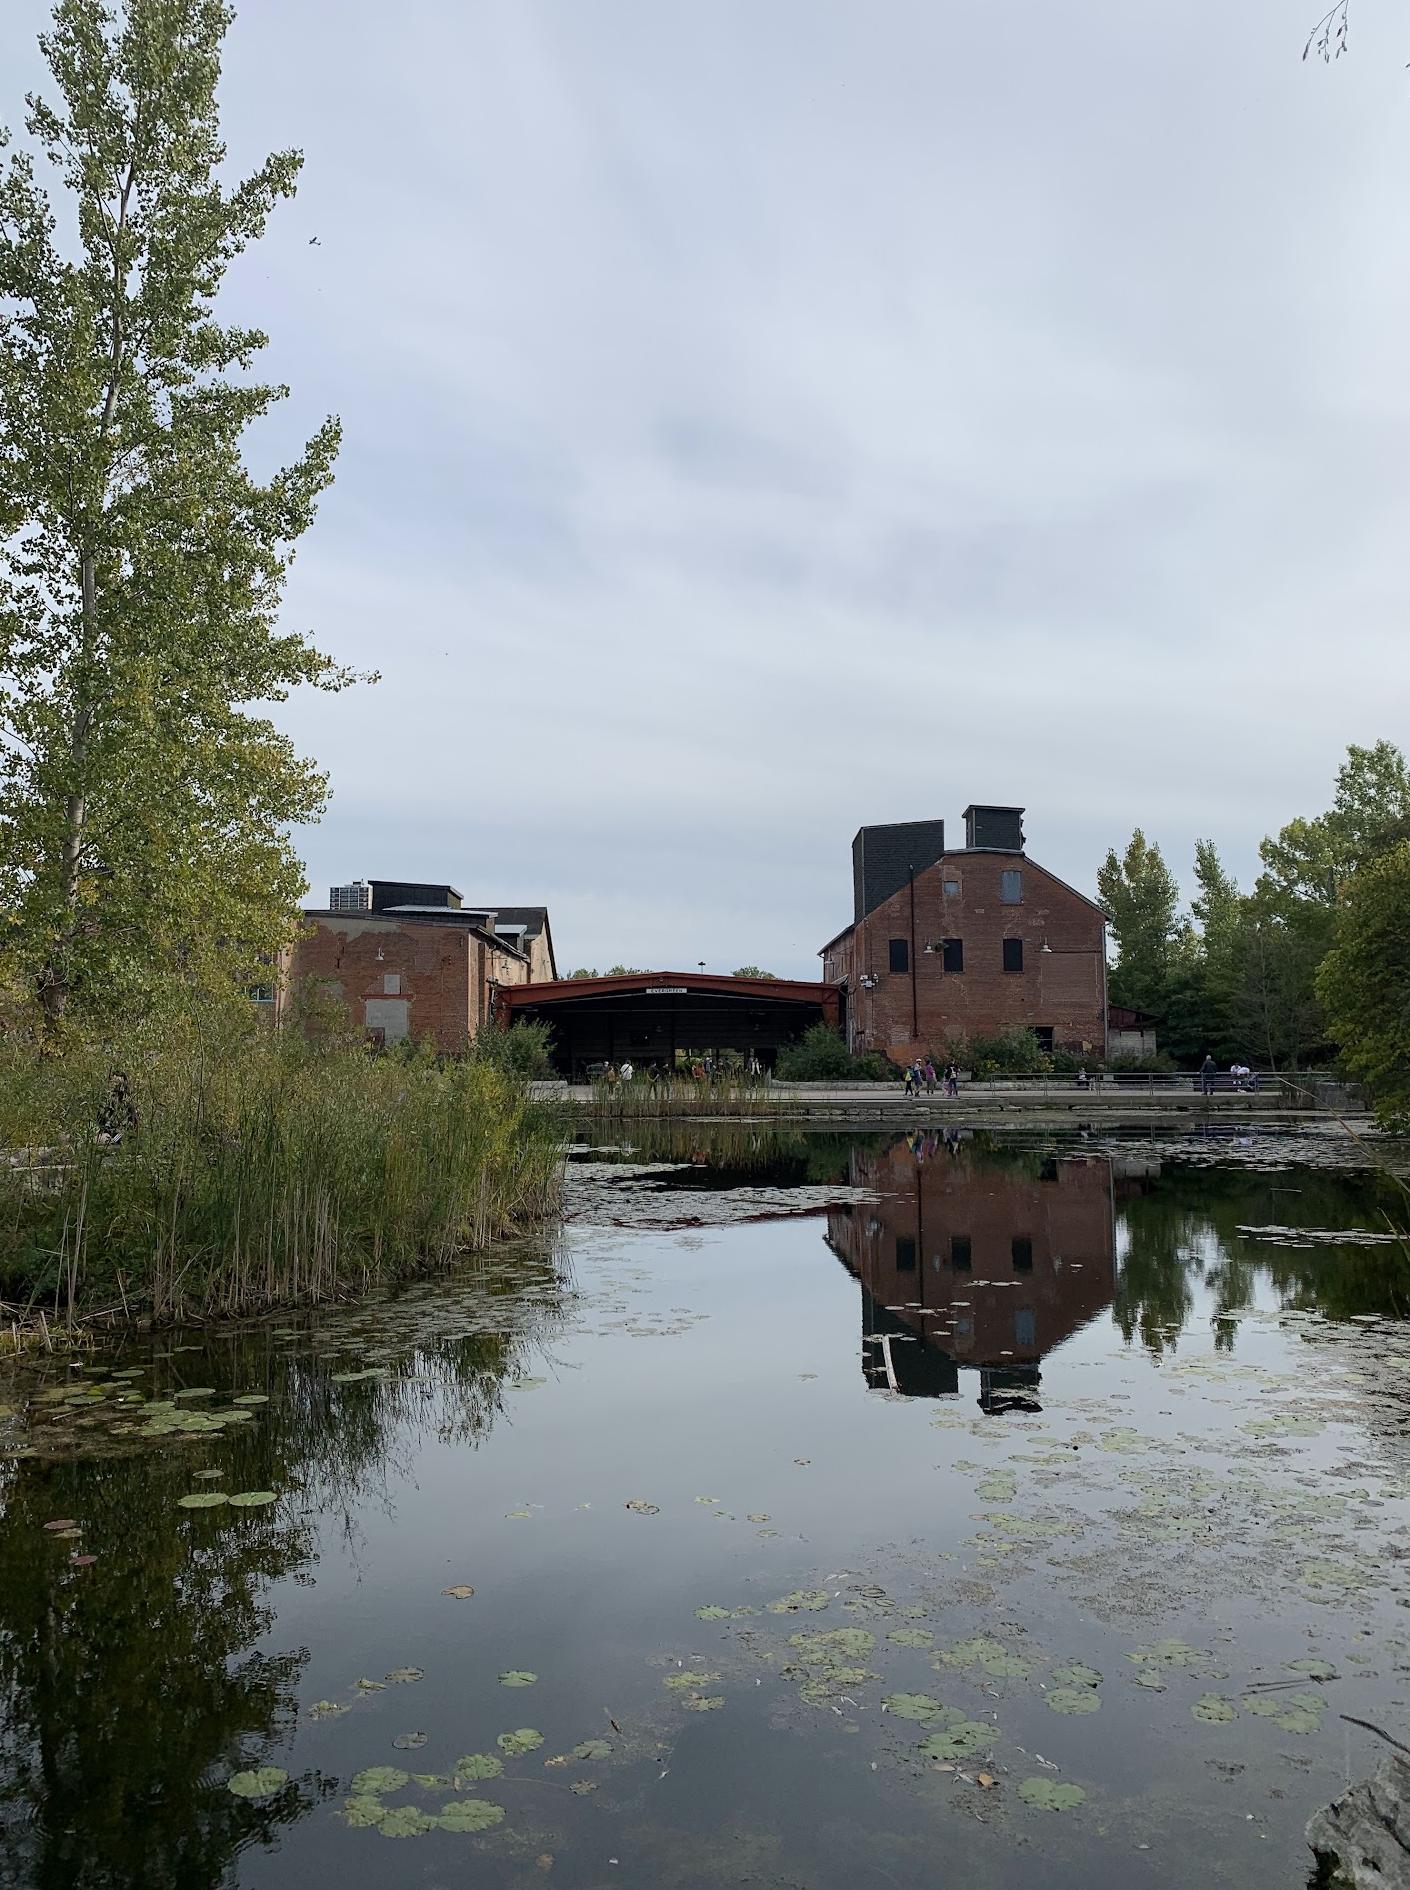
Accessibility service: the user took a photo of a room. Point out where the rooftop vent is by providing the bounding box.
[963,805,1025,853]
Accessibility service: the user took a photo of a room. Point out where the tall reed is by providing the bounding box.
[0,1014,564,1323]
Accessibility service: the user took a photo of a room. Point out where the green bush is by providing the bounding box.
[774,1023,891,1082]
[950,1029,1049,1077]
[474,1018,555,1079]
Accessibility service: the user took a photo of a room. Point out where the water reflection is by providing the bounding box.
[826,1134,1117,1409]
[0,1247,570,1890]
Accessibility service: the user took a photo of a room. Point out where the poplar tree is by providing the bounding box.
[1096,829,1180,1022]
[0,0,359,1033]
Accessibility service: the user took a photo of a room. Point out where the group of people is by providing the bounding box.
[902,1058,960,1099]
[1199,1055,1259,1094]
[599,1055,756,1087]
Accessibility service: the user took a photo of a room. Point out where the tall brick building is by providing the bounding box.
[278,880,555,1052]
[819,806,1107,1063]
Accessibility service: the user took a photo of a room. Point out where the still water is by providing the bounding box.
[3,1125,1410,1890]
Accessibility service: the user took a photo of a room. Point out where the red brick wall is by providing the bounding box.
[280,916,532,1054]
[822,853,1106,1061]
[826,1142,1116,1367]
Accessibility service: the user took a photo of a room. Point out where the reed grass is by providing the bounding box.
[574,1076,772,1120]
[0,1011,564,1324]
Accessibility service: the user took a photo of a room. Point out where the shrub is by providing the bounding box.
[774,1023,889,1082]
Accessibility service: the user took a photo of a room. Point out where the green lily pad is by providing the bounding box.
[228,1491,276,1508]
[883,1693,950,1723]
[499,1670,537,1687]
[454,1753,504,1781]
[376,1805,434,1836]
[1193,1694,1239,1724]
[789,1628,876,1663]
[570,1780,598,1794]
[385,1667,423,1685]
[178,1492,228,1509]
[307,1700,348,1720]
[570,1739,612,1760]
[173,1387,216,1400]
[919,1721,993,1760]
[232,1394,269,1405]
[684,1694,724,1711]
[768,1590,830,1614]
[392,1732,427,1750]
[342,1794,386,1828]
[1052,1662,1102,1688]
[1286,1658,1337,1679]
[497,1729,543,1757]
[436,1797,505,1832]
[1047,1688,1101,1715]
[1018,1777,1086,1811]
[695,1605,732,1620]
[664,1670,717,1690]
[227,1766,287,1798]
[1242,1689,1324,1733]
[887,1629,934,1648]
[1132,1669,1167,1691]
[351,1766,409,1795]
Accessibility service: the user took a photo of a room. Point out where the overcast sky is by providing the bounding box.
[5,0,1409,976]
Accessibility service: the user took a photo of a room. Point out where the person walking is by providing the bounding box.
[1200,1054,1216,1097]
[945,1062,959,1099]
[924,1059,937,1096]
[620,1059,634,1083]
[904,1061,917,1098]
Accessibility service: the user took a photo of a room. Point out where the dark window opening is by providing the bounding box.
[889,937,909,974]
[951,1235,972,1271]
[1034,1025,1054,1053]
[895,1235,917,1272]
[1011,1236,1033,1271]
[942,937,964,973]
[1002,937,1024,974]
[1040,1157,1059,1183]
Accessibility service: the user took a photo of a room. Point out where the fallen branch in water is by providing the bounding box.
[1340,1714,1410,1759]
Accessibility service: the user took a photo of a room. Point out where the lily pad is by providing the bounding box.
[1052,1662,1102,1688]
[1242,1689,1324,1733]
[625,1498,659,1515]
[497,1729,544,1757]
[376,1805,434,1836]
[178,1492,229,1509]
[1193,1694,1239,1724]
[351,1766,409,1795]
[454,1753,504,1781]
[664,1670,717,1690]
[228,1491,276,1508]
[392,1732,428,1749]
[442,1585,476,1599]
[888,1629,934,1648]
[570,1779,598,1794]
[499,1670,537,1687]
[385,1667,424,1685]
[436,1797,505,1832]
[227,1766,288,1799]
[1047,1688,1101,1716]
[570,1739,612,1760]
[768,1590,830,1614]
[1017,1776,1086,1811]
[232,1394,269,1405]
[342,1794,386,1828]
[307,1700,348,1720]
[1286,1658,1337,1679]
[695,1605,732,1620]
[684,1694,725,1711]
[883,1692,948,1723]
[920,1722,993,1760]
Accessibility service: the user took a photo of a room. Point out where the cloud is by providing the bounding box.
[4,0,1409,973]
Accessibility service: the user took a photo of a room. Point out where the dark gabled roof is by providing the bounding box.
[474,906,556,977]
[818,922,855,956]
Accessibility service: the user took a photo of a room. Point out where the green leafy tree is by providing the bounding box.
[0,0,362,1034]
[1259,740,1410,908]
[1097,830,1180,1022]
[732,966,777,980]
[1317,841,1410,1125]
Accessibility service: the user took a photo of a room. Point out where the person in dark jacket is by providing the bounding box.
[1200,1054,1217,1097]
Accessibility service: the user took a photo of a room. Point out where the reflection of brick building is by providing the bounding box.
[825,1137,1116,1408]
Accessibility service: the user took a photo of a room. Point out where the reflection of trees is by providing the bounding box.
[0,1245,571,1887]
[1115,1162,1410,1354]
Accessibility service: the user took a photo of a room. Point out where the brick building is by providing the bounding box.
[279,879,552,1052]
[825,1137,1116,1407]
[818,806,1107,1064]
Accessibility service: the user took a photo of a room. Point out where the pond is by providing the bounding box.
[3,1122,1410,1889]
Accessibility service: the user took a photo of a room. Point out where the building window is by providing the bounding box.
[941,937,964,973]
[895,1235,916,1272]
[247,984,275,1004]
[383,972,402,995]
[951,1235,972,1271]
[1014,1306,1036,1347]
[888,937,909,974]
[1034,1025,1053,1053]
[1003,937,1024,973]
[942,877,961,897]
[1000,869,1023,904]
[1011,1236,1033,1271]
[1040,1157,1059,1183]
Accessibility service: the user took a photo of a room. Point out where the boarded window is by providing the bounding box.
[1000,869,1023,904]
[1011,1236,1033,1271]
[1014,1306,1036,1347]
[888,937,909,974]
[942,937,964,973]
[364,997,410,1044]
[895,1235,916,1272]
[1003,937,1024,974]
[383,971,402,995]
[951,1235,972,1271]
[942,878,961,896]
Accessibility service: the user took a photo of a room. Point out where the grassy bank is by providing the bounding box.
[0,1020,564,1326]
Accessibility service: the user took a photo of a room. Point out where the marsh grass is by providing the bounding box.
[577,1077,771,1121]
[0,1008,564,1323]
